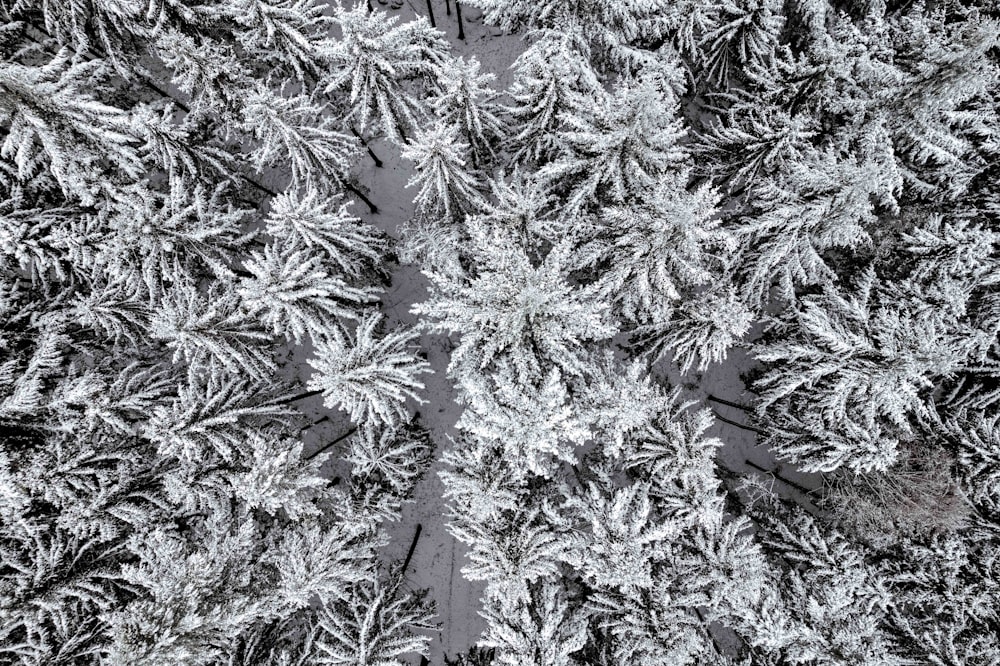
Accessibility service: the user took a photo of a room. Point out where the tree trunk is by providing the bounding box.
[711,409,765,435]
[305,427,358,461]
[707,394,752,412]
[299,415,329,433]
[445,0,451,15]
[274,388,324,406]
[402,523,423,572]
[350,126,384,167]
[344,181,379,214]
[425,0,436,27]
[455,1,465,40]
[245,175,278,198]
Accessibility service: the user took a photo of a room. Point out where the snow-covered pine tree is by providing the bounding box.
[562,388,771,665]
[323,2,448,143]
[879,528,1000,665]
[449,503,569,602]
[0,51,144,205]
[502,30,601,165]
[882,11,1000,199]
[315,569,435,666]
[949,411,1000,517]
[753,203,1000,474]
[238,240,379,345]
[479,580,588,666]
[151,281,277,380]
[732,148,890,307]
[346,418,435,521]
[241,88,360,193]
[143,366,296,469]
[730,492,905,666]
[634,285,754,375]
[697,0,784,88]
[430,55,505,169]
[898,215,1000,414]
[439,435,527,525]
[153,30,255,116]
[265,187,389,284]
[752,267,983,473]
[457,362,591,478]
[402,120,487,220]
[226,0,336,83]
[464,0,670,64]
[582,174,726,324]
[692,105,815,192]
[538,66,687,215]
[307,313,431,427]
[413,227,617,385]
[729,476,1000,665]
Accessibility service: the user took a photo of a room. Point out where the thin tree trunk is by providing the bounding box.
[707,394,752,412]
[306,427,359,461]
[274,388,324,406]
[299,415,330,434]
[344,181,379,214]
[445,0,451,15]
[350,126,384,167]
[694,608,725,657]
[245,176,277,198]
[402,523,423,573]
[711,410,765,435]
[455,1,465,40]
[744,459,816,495]
[425,0,436,27]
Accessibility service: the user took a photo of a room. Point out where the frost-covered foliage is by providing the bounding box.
[413,226,617,384]
[503,30,601,164]
[323,2,448,143]
[346,419,435,520]
[5,0,1000,662]
[753,212,999,474]
[403,120,486,219]
[308,313,430,426]
[315,571,435,665]
[0,2,438,662]
[539,66,687,214]
[753,268,982,473]
[736,497,905,666]
[430,55,505,167]
[407,0,1000,663]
